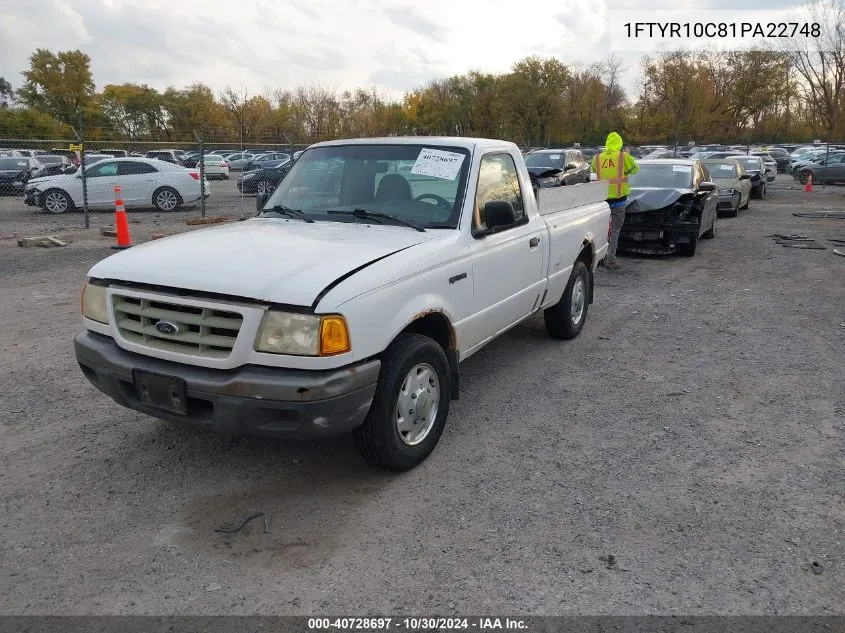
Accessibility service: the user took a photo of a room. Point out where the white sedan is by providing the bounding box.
[201,154,230,179]
[24,157,210,214]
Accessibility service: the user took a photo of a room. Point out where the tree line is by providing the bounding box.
[0,0,842,147]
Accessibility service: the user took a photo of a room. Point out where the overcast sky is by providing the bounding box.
[0,0,807,103]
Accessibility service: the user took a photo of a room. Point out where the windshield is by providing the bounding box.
[703,162,737,177]
[525,152,565,170]
[734,158,762,170]
[0,158,29,170]
[38,155,64,164]
[628,163,693,188]
[262,144,472,229]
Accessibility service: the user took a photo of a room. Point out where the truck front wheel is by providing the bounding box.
[353,333,451,471]
[544,260,590,340]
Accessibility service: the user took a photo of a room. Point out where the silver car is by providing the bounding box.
[222,152,257,170]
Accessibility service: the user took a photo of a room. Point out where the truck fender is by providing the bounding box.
[383,297,460,400]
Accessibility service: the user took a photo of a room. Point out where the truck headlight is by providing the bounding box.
[254,311,350,356]
[718,188,734,195]
[81,281,109,323]
[538,176,560,185]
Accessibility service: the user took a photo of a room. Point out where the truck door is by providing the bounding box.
[466,152,545,350]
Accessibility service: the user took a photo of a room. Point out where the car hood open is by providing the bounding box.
[87,218,441,307]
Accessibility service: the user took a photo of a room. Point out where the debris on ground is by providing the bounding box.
[17,235,70,248]
[834,249,845,257]
[99,227,118,237]
[792,212,845,219]
[263,515,271,534]
[214,511,265,534]
[811,561,824,575]
[770,235,826,249]
[599,554,617,568]
[186,216,233,226]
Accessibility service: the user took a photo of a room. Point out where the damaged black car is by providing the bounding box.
[619,159,718,257]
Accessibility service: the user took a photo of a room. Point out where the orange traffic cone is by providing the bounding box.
[805,172,813,192]
[112,185,132,249]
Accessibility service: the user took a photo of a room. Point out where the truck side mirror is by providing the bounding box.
[256,192,268,214]
[484,200,516,229]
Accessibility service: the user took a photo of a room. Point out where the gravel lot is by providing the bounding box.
[0,174,842,615]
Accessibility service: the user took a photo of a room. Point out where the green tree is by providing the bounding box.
[100,83,167,139]
[0,77,14,108]
[16,49,95,125]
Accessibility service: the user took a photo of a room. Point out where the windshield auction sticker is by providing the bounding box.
[411,148,465,180]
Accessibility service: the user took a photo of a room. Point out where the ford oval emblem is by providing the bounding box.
[154,320,181,335]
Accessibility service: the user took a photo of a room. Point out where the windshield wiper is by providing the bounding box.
[260,205,314,223]
[326,208,425,232]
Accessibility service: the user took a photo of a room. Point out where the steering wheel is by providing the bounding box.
[414,193,451,210]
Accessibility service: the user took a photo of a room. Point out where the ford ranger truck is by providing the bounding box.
[74,137,611,471]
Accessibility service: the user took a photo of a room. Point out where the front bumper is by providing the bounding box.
[717,192,739,212]
[236,178,258,194]
[24,188,41,206]
[619,219,699,254]
[0,181,25,195]
[74,330,380,439]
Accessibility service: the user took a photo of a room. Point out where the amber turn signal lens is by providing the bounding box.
[319,316,350,355]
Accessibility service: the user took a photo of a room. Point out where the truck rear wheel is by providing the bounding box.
[353,333,451,471]
[544,260,589,340]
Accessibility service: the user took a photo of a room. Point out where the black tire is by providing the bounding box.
[701,215,716,239]
[678,235,698,257]
[41,188,74,214]
[544,260,590,340]
[153,186,182,212]
[353,333,451,471]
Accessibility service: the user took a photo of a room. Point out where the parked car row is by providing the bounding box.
[788,145,845,184]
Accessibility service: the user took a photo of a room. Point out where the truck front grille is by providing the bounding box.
[112,295,243,358]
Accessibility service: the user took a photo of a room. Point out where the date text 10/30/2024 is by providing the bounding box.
[307,617,528,630]
[623,22,820,38]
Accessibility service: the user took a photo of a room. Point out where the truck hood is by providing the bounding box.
[87,218,440,306]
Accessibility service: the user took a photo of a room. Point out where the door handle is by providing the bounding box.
[529,237,540,248]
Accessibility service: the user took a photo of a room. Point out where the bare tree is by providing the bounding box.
[219,85,250,144]
[776,0,845,137]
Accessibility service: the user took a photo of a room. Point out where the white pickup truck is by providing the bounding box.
[74,137,610,471]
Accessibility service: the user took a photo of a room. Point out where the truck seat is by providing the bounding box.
[375,174,412,202]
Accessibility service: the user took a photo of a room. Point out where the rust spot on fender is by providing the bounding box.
[412,308,443,320]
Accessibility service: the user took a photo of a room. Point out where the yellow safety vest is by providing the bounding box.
[594,150,629,198]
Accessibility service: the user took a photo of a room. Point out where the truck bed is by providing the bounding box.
[535,182,610,313]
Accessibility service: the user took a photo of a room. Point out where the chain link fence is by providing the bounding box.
[0,132,309,237]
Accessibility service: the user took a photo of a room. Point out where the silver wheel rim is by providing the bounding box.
[395,363,439,446]
[257,181,271,195]
[156,189,178,211]
[570,276,586,324]
[45,191,67,214]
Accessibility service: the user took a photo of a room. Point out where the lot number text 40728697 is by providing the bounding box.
[307,617,528,630]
